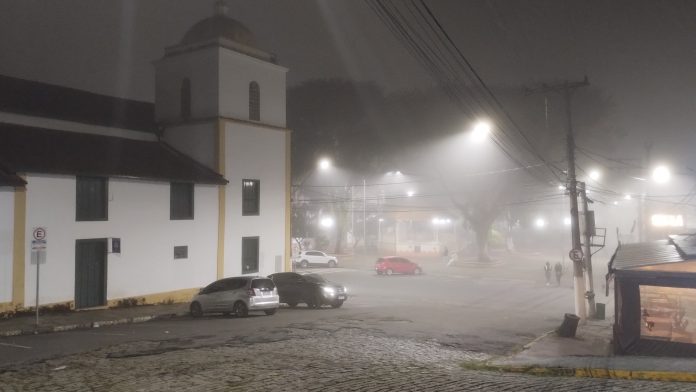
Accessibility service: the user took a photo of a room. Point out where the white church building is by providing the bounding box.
[0,4,290,313]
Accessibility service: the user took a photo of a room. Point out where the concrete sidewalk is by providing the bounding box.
[477,318,696,383]
[0,303,189,337]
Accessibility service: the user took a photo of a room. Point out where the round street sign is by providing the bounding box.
[569,248,584,262]
[33,227,46,241]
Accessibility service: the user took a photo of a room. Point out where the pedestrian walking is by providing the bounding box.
[554,262,563,286]
[544,262,552,286]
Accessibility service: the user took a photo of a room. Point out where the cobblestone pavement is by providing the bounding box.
[0,326,693,391]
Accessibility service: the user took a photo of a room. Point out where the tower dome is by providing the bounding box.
[180,1,256,47]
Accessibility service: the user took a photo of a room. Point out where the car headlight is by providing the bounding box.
[343,286,348,294]
[322,286,336,295]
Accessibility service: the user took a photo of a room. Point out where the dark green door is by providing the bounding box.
[75,239,107,309]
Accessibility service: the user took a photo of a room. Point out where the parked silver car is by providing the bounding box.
[190,276,279,317]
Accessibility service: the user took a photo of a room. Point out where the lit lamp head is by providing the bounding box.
[589,170,601,181]
[320,216,335,228]
[318,157,332,171]
[534,217,547,229]
[470,121,491,143]
[652,165,671,184]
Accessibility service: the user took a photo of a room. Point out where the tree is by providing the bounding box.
[289,78,617,260]
[288,79,388,253]
[379,85,616,261]
[291,204,318,252]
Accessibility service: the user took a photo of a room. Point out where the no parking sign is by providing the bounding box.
[568,248,583,263]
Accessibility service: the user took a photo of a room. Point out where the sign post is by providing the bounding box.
[31,227,47,329]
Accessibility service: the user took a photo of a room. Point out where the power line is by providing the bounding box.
[415,0,564,181]
[365,0,560,186]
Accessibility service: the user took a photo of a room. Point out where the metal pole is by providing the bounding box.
[565,85,587,320]
[579,182,596,318]
[35,255,40,328]
[351,185,354,244]
[378,220,382,248]
[639,142,652,242]
[363,179,366,251]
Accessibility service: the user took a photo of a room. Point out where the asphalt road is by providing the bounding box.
[3,259,679,391]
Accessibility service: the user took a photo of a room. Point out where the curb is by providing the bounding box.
[470,362,696,383]
[0,311,189,338]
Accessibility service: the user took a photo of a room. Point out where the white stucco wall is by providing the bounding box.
[223,122,287,277]
[0,188,14,303]
[154,47,219,123]
[23,174,219,306]
[163,121,218,170]
[219,49,287,128]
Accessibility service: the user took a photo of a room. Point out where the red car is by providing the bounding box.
[375,256,422,275]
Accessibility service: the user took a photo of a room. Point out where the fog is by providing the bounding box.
[2,1,696,388]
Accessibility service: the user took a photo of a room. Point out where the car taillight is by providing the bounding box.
[247,288,255,297]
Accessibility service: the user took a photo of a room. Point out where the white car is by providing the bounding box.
[293,250,338,268]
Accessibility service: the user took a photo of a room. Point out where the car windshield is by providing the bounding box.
[303,274,326,283]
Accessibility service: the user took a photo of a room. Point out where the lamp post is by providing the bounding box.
[378,218,384,251]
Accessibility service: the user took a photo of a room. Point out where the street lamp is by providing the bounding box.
[534,217,547,229]
[470,121,491,143]
[588,169,601,181]
[320,216,334,228]
[318,157,332,171]
[378,218,384,250]
[652,165,671,184]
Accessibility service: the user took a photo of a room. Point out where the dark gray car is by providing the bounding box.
[190,276,279,317]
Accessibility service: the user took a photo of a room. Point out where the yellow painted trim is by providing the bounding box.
[106,287,200,307]
[1,287,199,314]
[482,363,696,383]
[12,183,26,307]
[0,302,16,313]
[285,130,292,272]
[216,119,226,279]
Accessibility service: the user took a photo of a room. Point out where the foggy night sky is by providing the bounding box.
[1,0,695,167]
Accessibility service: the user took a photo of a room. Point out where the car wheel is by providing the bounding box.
[328,260,337,268]
[233,301,248,317]
[190,302,203,318]
[264,309,277,316]
[331,300,344,309]
[286,301,298,308]
[414,267,422,275]
[386,268,393,276]
[308,293,322,309]
[300,260,309,268]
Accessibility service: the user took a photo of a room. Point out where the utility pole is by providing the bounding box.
[526,77,590,319]
[638,142,652,242]
[579,181,596,318]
